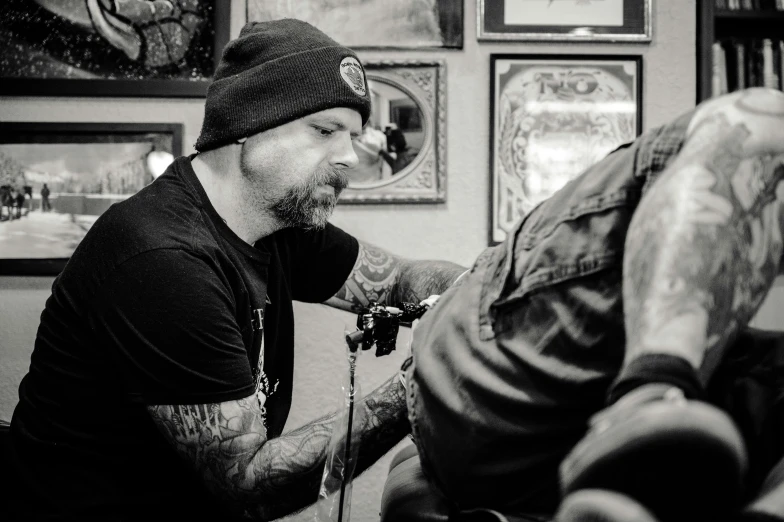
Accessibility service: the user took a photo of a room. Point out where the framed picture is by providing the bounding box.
[0,122,183,275]
[0,0,230,97]
[341,59,446,204]
[477,0,652,42]
[489,54,642,244]
[246,0,463,49]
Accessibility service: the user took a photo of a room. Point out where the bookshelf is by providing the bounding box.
[697,0,784,102]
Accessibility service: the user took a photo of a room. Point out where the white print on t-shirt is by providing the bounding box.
[252,305,279,431]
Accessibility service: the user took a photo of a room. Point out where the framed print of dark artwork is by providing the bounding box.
[0,122,183,275]
[246,0,463,49]
[489,54,642,244]
[0,0,230,97]
[477,0,652,43]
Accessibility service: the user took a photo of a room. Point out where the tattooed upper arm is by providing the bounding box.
[326,241,402,312]
[687,87,784,157]
[325,239,467,313]
[147,396,267,513]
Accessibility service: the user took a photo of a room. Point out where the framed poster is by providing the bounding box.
[246,0,463,49]
[489,54,642,244]
[341,59,446,204]
[477,0,652,42]
[0,0,230,97]
[0,122,183,275]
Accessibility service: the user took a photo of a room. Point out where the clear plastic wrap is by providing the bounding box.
[314,337,366,522]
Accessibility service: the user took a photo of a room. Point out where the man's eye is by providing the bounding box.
[314,126,333,137]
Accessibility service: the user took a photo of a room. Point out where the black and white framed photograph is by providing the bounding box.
[0,122,182,275]
[477,0,652,43]
[0,0,230,97]
[340,59,446,204]
[246,0,463,49]
[489,54,642,244]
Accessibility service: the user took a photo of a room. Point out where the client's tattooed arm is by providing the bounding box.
[623,87,784,378]
[327,239,466,313]
[147,375,408,521]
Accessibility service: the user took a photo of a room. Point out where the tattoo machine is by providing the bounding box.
[345,301,430,356]
[314,302,429,522]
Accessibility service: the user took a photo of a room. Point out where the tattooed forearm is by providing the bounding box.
[247,376,409,520]
[147,376,408,521]
[355,373,410,471]
[623,88,784,377]
[327,240,466,312]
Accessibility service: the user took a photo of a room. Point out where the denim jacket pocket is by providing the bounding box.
[478,140,644,340]
[477,212,534,341]
[502,189,637,302]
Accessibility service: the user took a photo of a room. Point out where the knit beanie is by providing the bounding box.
[195,19,371,152]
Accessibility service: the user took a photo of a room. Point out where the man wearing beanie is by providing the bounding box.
[7,19,465,522]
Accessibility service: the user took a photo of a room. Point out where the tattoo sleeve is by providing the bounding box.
[327,240,467,313]
[623,88,784,378]
[147,375,408,521]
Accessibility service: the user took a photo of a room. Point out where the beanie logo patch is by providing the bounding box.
[340,57,367,97]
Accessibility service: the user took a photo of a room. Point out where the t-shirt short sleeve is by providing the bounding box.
[89,249,256,405]
[285,223,359,303]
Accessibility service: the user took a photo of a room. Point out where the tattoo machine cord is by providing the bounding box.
[314,302,428,522]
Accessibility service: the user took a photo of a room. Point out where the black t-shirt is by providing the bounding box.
[10,156,359,521]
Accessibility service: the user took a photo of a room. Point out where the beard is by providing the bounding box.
[269,166,349,230]
[239,144,349,230]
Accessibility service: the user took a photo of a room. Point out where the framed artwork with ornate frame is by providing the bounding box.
[341,59,446,204]
[246,0,463,49]
[0,122,183,275]
[489,54,642,244]
[0,0,230,97]
[477,0,652,43]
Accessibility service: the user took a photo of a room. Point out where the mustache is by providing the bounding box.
[319,167,349,192]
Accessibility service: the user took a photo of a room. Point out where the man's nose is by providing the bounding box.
[331,133,359,170]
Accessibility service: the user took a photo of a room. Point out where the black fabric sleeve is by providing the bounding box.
[89,249,256,405]
[288,222,359,303]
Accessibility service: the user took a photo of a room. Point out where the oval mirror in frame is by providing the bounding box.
[340,59,446,204]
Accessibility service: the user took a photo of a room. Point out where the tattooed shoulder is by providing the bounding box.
[688,88,784,158]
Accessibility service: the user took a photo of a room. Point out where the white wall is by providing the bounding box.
[0,1,709,521]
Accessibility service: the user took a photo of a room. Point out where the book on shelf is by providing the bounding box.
[736,41,746,89]
[779,40,784,86]
[717,0,784,9]
[763,39,779,88]
[712,42,728,97]
[713,38,784,95]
